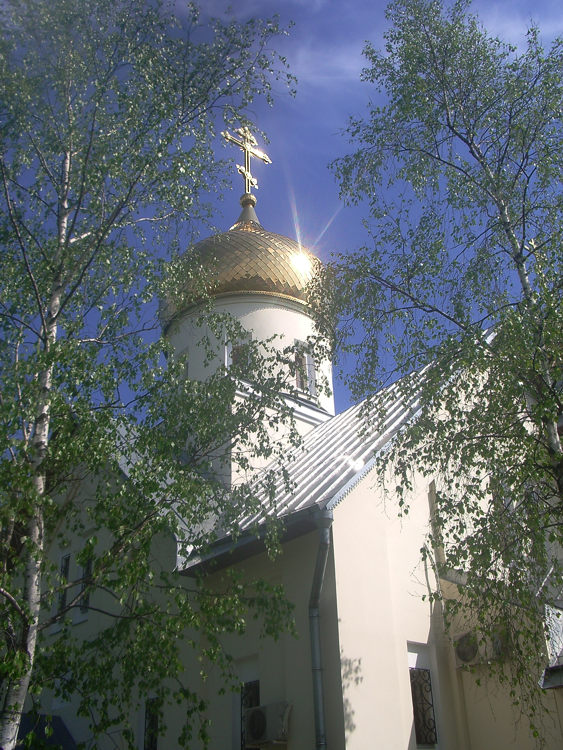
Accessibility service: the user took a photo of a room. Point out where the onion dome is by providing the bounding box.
[162,193,319,331]
[195,193,318,302]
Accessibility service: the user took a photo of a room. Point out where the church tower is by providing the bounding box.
[161,129,334,481]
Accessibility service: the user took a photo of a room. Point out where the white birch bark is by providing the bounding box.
[0,145,69,748]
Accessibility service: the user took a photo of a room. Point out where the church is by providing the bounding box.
[156,129,563,750]
[27,130,563,749]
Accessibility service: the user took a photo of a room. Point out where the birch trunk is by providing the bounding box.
[0,303,59,748]
[0,145,68,747]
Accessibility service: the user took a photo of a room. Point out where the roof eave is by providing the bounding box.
[179,504,328,576]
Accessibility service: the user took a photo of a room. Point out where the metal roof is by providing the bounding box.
[237,373,423,531]
[189,222,319,302]
[181,374,425,571]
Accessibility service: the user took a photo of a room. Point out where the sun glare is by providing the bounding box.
[290,251,314,279]
[288,185,303,248]
[341,454,365,473]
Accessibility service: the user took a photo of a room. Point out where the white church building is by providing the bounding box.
[157,131,563,750]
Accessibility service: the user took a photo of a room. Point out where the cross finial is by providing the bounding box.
[222,127,271,194]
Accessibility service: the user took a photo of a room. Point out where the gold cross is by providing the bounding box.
[222,127,272,194]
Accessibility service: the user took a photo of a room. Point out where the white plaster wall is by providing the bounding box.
[40,472,179,749]
[166,294,335,419]
[458,668,563,750]
[165,531,344,750]
[43,466,563,749]
[330,468,563,750]
[330,469,464,750]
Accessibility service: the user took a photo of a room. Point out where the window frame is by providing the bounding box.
[409,666,438,747]
[241,679,260,750]
[294,340,316,398]
[143,697,159,750]
[226,331,253,371]
[79,556,93,613]
[58,553,71,613]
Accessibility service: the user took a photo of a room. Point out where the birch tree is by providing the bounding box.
[0,1,296,747]
[325,0,562,729]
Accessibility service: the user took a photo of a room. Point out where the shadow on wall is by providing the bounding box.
[341,652,363,739]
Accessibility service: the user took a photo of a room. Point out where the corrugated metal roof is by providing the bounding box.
[179,371,427,571]
[236,372,424,531]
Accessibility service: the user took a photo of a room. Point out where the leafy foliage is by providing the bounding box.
[324,0,562,731]
[0,1,297,747]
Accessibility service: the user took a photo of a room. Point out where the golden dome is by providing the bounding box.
[162,195,319,329]
[193,222,317,302]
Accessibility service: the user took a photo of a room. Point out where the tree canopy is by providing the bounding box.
[0,1,297,747]
[325,0,562,729]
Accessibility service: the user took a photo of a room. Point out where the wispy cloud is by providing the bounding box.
[194,0,330,22]
[288,38,368,88]
[476,1,563,46]
[192,0,382,88]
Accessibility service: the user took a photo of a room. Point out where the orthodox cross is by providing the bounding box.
[222,127,271,194]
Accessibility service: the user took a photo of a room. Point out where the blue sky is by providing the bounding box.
[199,0,562,411]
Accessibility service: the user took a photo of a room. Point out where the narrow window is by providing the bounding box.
[409,667,437,746]
[295,350,308,391]
[227,332,252,370]
[79,557,92,613]
[144,697,159,750]
[58,554,70,612]
[294,341,316,397]
[306,352,317,397]
[241,680,260,750]
[231,344,246,368]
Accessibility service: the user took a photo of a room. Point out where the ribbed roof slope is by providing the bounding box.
[183,374,425,571]
[238,374,423,530]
